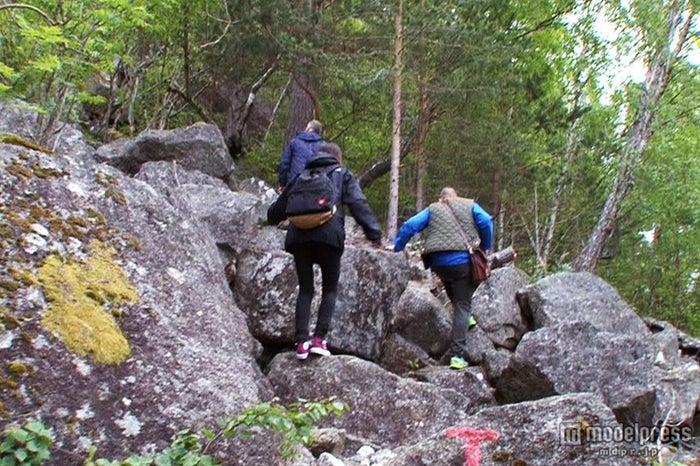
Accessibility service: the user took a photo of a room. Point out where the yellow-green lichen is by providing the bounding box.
[86,208,106,225]
[0,132,52,153]
[105,185,128,205]
[0,378,18,389]
[7,362,31,376]
[67,216,91,228]
[0,223,12,239]
[6,162,34,180]
[8,268,38,287]
[38,240,140,365]
[0,307,21,330]
[31,163,67,179]
[0,279,20,293]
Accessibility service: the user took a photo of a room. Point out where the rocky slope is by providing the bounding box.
[0,102,698,465]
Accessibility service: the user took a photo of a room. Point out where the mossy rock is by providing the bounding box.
[38,240,140,365]
[0,132,52,153]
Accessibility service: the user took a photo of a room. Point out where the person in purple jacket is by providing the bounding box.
[393,187,493,370]
[277,119,325,192]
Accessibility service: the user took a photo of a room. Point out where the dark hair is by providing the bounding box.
[319,142,343,164]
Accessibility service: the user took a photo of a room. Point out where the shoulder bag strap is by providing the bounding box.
[443,200,474,252]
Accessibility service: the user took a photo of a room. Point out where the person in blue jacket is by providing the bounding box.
[268,142,383,360]
[277,119,325,192]
[393,187,493,370]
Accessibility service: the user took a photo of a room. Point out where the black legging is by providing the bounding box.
[431,263,477,359]
[291,242,343,343]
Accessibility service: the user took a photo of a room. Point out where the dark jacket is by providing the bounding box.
[268,152,382,253]
[277,131,325,187]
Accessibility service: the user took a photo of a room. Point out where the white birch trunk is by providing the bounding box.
[387,0,403,239]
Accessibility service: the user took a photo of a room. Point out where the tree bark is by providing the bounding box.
[285,65,320,145]
[387,0,404,239]
[415,0,429,212]
[573,1,694,272]
[357,127,416,188]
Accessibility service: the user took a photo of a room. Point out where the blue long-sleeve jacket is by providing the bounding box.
[393,202,493,268]
[278,131,325,188]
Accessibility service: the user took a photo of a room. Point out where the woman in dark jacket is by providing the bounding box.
[267,142,382,359]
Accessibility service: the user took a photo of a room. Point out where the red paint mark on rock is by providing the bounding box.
[446,427,500,466]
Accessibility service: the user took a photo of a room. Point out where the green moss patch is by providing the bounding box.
[0,132,52,153]
[38,240,140,365]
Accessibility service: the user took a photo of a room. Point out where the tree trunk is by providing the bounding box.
[284,1,325,145]
[285,64,320,145]
[573,1,694,272]
[387,0,404,239]
[415,0,429,212]
[543,101,580,268]
[357,127,416,188]
[492,171,502,249]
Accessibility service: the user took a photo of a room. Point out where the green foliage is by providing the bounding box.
[0,0,153,141]
[0,399,348,465]
[0,421,53,466]
[599,61,700,337]
[85,430,216,466]
[217,397,349,461]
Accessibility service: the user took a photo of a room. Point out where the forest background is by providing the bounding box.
[1,0,698,337]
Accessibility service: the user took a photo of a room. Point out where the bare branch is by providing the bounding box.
[200,1,240,49]
[0,3,54,25]
[264,76,292,145]
[237,59,279,135]
[167,85,213,123]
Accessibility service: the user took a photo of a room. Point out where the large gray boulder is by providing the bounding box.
[389,281,451,358]
[266,353,472,448]
[379,332,433,374]
[410,365,496,414]
[95,123,234,179]
[516,271,650,336]
[0,115,271,462]
[234,240,409,360]
[471,266,530,350]
[385,393,639,466]
[495,322,658,427]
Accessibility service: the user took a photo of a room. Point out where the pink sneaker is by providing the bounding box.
[296,341,311,360]
[310,336,331,356]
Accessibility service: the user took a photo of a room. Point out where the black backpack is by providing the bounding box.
[285,166,338,229]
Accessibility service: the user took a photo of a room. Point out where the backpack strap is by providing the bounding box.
[325,164,345,205]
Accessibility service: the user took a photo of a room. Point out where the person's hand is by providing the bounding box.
[370,238,395,251]
[376,238,396,251]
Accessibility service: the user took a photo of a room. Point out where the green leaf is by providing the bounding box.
[29,55,61,73]
[0,455,17,466]
[182,452,200,466]
[0,62,17,79]
[8,430,27,444]
[153,453,172,466]
[13,449,28,462]
[24,440,38,453]
[1,439,15,453]
[20,25,67,46]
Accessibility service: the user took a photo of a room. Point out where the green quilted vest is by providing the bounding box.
[423,197,481,254]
